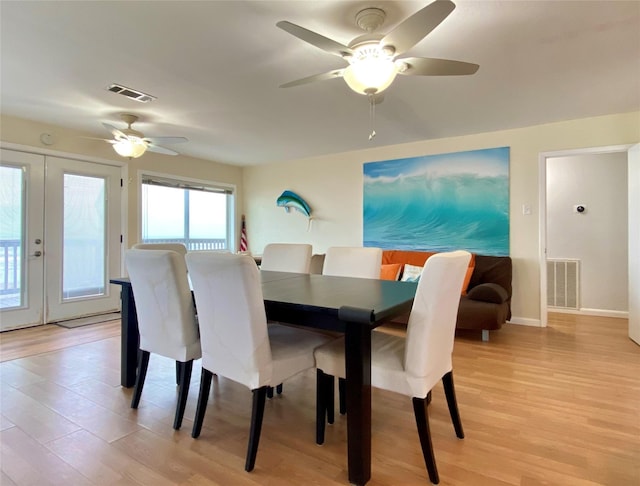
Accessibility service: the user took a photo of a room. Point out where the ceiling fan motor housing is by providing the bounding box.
[119,114,144,139]
[356,8,386,32]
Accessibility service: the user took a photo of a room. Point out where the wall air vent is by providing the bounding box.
[547,259,580,309]
[107,84,156,103]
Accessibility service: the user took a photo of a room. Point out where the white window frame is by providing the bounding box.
[137,170,236,251]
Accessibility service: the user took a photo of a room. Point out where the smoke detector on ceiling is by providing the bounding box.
[107,84,156,103]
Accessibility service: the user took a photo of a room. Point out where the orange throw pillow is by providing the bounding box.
[382,250,436,267]
[380,263,402,280]
[382,250,476,294]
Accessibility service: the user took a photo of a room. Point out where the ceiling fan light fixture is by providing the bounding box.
[113,138,147,158]
[343,44,398,95]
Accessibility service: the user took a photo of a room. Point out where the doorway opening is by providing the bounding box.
[538,144,636,328]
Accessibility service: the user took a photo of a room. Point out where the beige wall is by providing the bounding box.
[0,115,244,249]
[243,111,640,325]
[3,112,639,324]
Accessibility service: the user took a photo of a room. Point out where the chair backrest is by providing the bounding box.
[404,250,471,393]
[132,242,188,256]
[260,243,312,273]
[186,251,271,390]
[309,254,325,274]
[322,246,382,279]
[124,249,200,361]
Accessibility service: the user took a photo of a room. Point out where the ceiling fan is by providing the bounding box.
[277,0,479,96]
[101,114,187,158]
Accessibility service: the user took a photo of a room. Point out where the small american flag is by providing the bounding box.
[239,215,248,252]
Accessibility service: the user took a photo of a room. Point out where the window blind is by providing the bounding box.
[141,175,232,195]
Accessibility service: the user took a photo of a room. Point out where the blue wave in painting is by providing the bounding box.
[363,172,509,256]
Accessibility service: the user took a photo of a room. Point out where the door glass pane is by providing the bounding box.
[63,174,106,300]
[0,166,24,309]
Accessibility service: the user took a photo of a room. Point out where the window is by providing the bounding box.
[141,174,234,251]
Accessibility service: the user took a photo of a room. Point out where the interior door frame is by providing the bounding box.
[0,141,128,327]
[538,144,634,328]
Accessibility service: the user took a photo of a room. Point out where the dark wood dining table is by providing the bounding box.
[110,270,417,486]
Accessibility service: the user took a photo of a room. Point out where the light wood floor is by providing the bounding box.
[1,314,638,485]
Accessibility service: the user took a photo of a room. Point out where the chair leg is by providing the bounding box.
[245,387,268,472]
[316,369,327,445]
[338,377,346,415]
[175,361,181,385]
[131,350,150,409]
[276,383,283,395]
[173,359,193,430]
[325,373,335,425]
[442,371,464,439]
[191,369,213,439]
[267,386,274,399]
[412,396,439,485]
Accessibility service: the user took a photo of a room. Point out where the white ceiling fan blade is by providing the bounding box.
[381,0,455,56]
[144,136,188,145]
[277,21,352,58]
[102,122,128,141]
[399,57,479,76]
[79,135,114,142]
[146,144,179,156]
[280,69,345,88]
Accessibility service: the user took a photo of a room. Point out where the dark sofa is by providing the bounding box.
[310,250,512,341]
[383,252,512,341]
[457,254,512,340]
[379,250,512,341]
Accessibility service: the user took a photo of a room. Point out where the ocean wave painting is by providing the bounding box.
[363,147,510,256]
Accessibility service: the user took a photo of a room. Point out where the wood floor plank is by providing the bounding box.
[0,314,638,485]
[17,380,141,443]
[1,384,82,444]
[46,429,176,486]
[112,428,264,486]
[0,426,93,485]
[0,321,120,362]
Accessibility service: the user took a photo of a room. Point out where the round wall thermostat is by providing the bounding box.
[40,133,54,145]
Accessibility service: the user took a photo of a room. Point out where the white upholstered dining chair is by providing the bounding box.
[321,245,383,416]
[132,242,188,256]
[314,250,472,484]
[259,242,313,397]
[131,242,191,386]
[260,243,312,273]
[322,246,382,279]
[124,249,201,430]
[185,251,332,472]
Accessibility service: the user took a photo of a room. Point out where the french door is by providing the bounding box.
[0,149,122,330]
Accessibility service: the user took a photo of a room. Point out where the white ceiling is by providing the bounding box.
[1,1,639,167]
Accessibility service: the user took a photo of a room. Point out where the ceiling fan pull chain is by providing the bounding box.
[368,94,376,141]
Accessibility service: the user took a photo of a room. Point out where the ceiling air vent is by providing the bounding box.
[107,84,156,103]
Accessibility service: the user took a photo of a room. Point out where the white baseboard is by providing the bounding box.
[549,307,628,319]
[507,317,542,327]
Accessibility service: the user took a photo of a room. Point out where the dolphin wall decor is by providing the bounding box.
[276,190,313,229]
